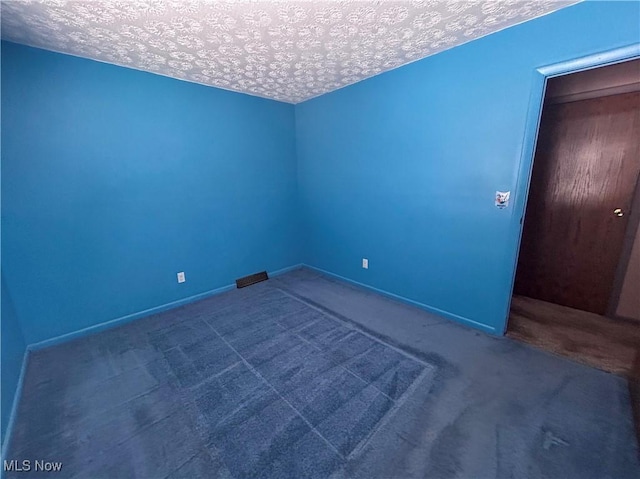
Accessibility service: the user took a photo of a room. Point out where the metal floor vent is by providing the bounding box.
[236,271,269,289]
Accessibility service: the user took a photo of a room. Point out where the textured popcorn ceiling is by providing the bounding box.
[1,1,578,103]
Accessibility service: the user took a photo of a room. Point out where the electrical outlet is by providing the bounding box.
[177,271,186,283]
[362,258,368,269]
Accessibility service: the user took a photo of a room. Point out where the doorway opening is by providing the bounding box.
[506,56,640,445]
[507,58,640,377]
[507,59,640,380]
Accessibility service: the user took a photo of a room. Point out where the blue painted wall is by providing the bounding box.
[2,1,639,351]
[1,41,300,344]
[1,275,26,445]
[295,1,640,333]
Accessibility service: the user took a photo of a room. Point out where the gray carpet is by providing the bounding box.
[5,268,639,478]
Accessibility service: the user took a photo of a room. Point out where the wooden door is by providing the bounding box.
[514,92,640,315]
